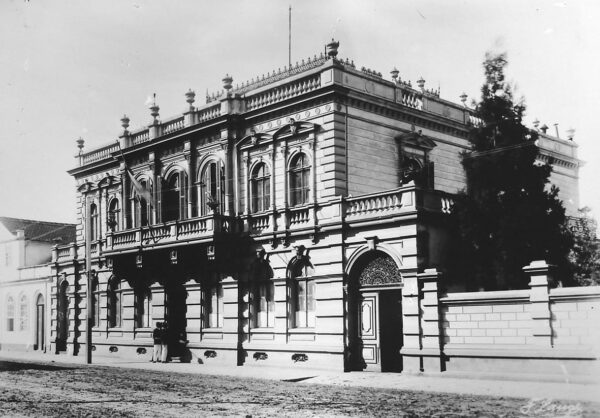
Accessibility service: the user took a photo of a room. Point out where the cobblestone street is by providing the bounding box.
[0,359,597,417]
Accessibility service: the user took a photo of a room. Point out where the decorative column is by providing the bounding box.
[400,271,421,372]
[120,162,131,229]
[523,260,554,348]
[280,146,289,229]
[418,268,443,372]
[183,141,193,219]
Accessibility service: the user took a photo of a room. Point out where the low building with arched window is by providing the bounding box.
[46,41,596,378]
[0,217,75,352]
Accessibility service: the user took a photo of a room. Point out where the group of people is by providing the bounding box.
[152,322,169,363]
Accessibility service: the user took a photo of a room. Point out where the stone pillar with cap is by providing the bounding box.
[524,260,554,348]
[419,268,444,372]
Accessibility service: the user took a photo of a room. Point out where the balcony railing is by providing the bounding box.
[105,215,229,252]
[53,186,455,258]
[345,188,415,220]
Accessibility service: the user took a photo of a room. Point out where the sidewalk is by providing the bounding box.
[1,350,599,404]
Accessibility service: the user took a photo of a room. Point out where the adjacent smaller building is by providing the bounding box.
[0,217,75,352]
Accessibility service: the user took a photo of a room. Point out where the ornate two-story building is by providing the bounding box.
[50,41,581,372]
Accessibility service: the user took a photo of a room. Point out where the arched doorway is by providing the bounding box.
[348,250,403,372]
[35,294,45,351]
[56,280,69,352]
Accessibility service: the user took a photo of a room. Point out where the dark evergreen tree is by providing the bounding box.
[451,52,572,290]
[568,207,600,286]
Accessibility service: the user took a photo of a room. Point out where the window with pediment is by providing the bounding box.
[251,163,270,213]
[290,258,316,328]
[107,278,122,328]
[199,161,225,216]
[107,198,120,232]
[250,254,274,328]
[289,153,310,206]
[90,203,99,241]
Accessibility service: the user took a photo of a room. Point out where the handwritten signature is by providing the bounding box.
[520,398,583,417]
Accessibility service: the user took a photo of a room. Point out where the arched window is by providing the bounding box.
[163,171,187,222]
[289,153,311,206]
[91,276,100,328]
[6,296,15,331]
[108,198,120,232]
[132,178,152,227]
[19,294,28,331]
[199,161,225,216]
[251,163,270,213]
[135,287,152,328]
[290,259,316,328]
[107,278,122,328]
[250,256,274,328]
[204,279,223,328]
[90,203,99,241]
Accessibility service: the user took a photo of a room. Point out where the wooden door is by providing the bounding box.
[358,289,403,372]
[359,291,381,371]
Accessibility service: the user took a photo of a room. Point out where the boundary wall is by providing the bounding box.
[414,261,600,381]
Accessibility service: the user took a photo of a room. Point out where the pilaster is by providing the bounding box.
[418,268,443,371]
[400,272,421,372]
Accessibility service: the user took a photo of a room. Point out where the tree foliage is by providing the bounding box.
[450,52,572,290]
[568,208,600,286]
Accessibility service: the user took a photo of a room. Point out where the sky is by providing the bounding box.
[0,0,598,225]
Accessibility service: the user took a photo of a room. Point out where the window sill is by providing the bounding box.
[289,328,315,334]
[202,328,223,332]
[250,327,275,333]
[108,327,123,331]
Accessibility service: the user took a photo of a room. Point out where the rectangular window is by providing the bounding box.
[205,283,223,328]
[7,318,14,332]
[254,281,275,328]
[294,279,315,328]
[135,290,152,328]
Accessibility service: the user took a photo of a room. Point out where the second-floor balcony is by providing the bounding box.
[53,186,455,261]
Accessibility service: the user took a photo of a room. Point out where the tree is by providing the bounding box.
[568,208,600,286]
[450,52,572,290]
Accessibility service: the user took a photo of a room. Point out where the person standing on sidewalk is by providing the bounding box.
[160,321,169,363]
[151,322,162,363]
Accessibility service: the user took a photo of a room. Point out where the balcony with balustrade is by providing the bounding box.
[240,185,454,241]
